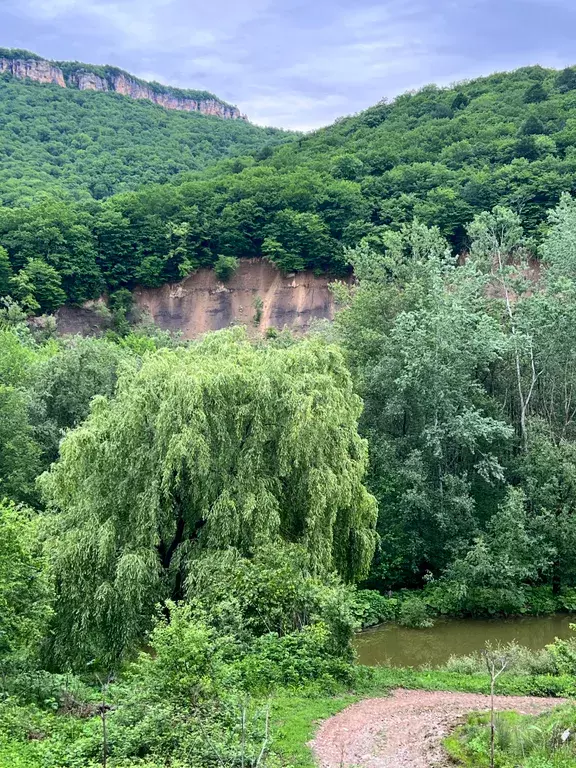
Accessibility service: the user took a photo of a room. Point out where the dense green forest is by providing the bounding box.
[3,64,576,311]
[0,73,291,206]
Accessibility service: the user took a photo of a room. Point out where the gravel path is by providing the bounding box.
[310,689,566,768]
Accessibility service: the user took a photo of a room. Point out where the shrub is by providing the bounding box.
[525,585,557,615]
[187,543,357,657]
[443,642,557,677]
[234,623,355,693]
[558,588,576,612]
[547,627,576,676]
[0,502,52,665]
[446,706,576,767]
[398,596,433,628]
[351,589,399,628]
[213,254,239,281]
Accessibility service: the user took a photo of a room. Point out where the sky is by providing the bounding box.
[3,0,576,131]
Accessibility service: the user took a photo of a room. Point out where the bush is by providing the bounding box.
[443,642,557,677]
[525,585,558,615]
[351,589,399,628]
[558,588,576,611]
[187,543,357,658]
[234,623,355,694]
[398,596,433,628]
[547,627,576,676]
[103,602,271,767]
[213,254,239,281]
[0,502,52,665]
[446,706,576,767]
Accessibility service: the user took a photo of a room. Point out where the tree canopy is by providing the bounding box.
[41,329,377,664]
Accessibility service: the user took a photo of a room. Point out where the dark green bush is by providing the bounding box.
[398,596,433,628]
[351,589,399,627]
[213,254,239,281]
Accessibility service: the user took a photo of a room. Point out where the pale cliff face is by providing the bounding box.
[68,70,109,92]
[0,57,65,87]
[0,57,246,120]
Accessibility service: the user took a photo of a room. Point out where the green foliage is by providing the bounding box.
[213,253,239,281]
[556,67,576,93]
[28,336,131,464]
[369,665,576,697]
[0,73,291,206]
[0,246,12,298]
[108,287,134,335]
[336,222,512,586]
[41,329,377,666]
[11,259,66,314]
[253,295,264,324]
[0,501,52,663]
[398,596,434,628]
[0,384,41,502]
[444,642,560,677]
[188,545,355,647]
[446,707,576,767]
[428,489,549,616]
[351,589,399,627]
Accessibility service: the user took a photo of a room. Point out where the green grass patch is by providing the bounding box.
[445,707,576,767]
[369,667,576,698]
[270,692,358,767]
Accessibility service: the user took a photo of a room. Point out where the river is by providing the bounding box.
[353,614,576,667]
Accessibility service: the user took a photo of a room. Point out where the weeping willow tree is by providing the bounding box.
[41,328,377,666]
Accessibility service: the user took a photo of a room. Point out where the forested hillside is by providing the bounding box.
[2,64,576,313]
[0,71,292,205]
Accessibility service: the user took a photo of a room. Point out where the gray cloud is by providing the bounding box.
[4,0,576,129]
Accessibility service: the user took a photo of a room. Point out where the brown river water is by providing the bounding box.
[353,614,576,667]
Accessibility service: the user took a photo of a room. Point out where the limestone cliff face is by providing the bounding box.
[0,57,65,86]
[0,53,246,120]
[56,259,343,339]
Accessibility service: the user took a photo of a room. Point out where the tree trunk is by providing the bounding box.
[489,677,495,768]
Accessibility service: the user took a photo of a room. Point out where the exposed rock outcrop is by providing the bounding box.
[56,259,344,339]
[0,51,246,120]
[0,57,65,86]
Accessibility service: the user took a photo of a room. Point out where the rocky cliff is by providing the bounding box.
[55,259,343,339]
[0,49,246,120]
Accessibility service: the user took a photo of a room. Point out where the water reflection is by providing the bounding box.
[353,614,576,668]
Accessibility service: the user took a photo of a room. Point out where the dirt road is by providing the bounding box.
[311,688,565,768]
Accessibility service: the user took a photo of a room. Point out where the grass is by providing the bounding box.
[270,693,357,767]
[445,707,576,767]
[268,667,576,767]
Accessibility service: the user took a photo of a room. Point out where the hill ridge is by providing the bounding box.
[0,47,247,120]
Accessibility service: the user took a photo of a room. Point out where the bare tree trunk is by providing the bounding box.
[496,248,537,449]
[489,674,495,768]
[100,697,108,768]
[483,647,509,768]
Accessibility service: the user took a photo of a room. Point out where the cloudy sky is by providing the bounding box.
[3,0,576,130]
